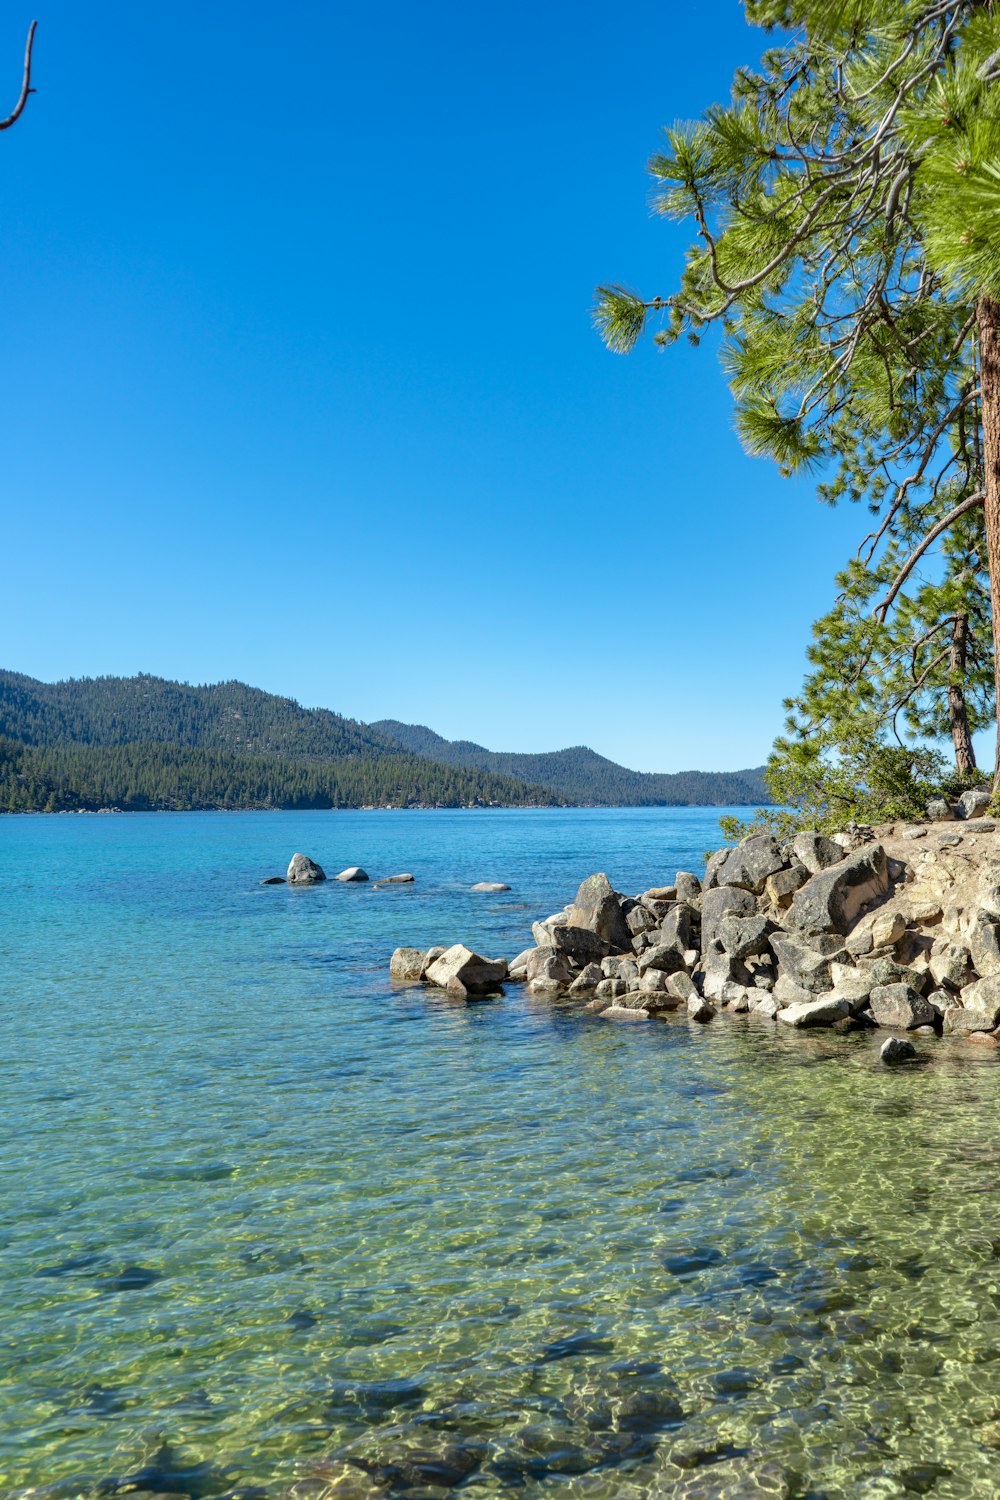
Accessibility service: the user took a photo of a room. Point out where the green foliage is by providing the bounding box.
[0,674,563,811]
[596,0,1000,811]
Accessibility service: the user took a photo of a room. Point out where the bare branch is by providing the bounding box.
[0,20,37,132]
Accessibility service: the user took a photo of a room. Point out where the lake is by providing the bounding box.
[4,807,1000,1500]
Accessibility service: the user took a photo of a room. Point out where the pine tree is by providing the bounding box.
[595,0,1000,779]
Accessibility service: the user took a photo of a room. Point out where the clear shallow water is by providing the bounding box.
[5,808,1000,1500]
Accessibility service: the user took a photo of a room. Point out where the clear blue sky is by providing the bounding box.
[1,2,881,771]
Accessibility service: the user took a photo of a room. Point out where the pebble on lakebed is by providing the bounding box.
[389,794,1000,1059]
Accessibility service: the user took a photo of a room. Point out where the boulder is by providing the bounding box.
[659,902,698,958]
[601,955,639,987]
[666,971,698,1004]
[638,968,668,993]
[425,944,507,997]
[568,962,605,994]
[718,835,786,895]
[637,943,686,976]
[868,983,935,1030]
[550,924,610,966]
[531,914,567,947]
[880,1036,917,1065]
[287,853,326,885]
[773,973,816,1009]
[791,830,845,875]
[958,788,992,820]
[595,976,626,999]
[828,962,875,1012]
[376,873,415,885]
[389,947,425,982]
[507,947,535,981]
[470,881,510,892]
[763,863,810,910]
[527,947,573,983]
[261,875,285,885]
[701,886,757,952]
[687,995,716,1022]
[788,844,890,937]
[752,994,781,1019]
[868,956,929,994]
[926,797,954,822]
[770,932,847,993]
[626,904,658,937]
[702,848,731,891]
[675,871,702,903]
[944,974,1000,1034]
[928,943,972,991]
[777,996,850,1028]
[641,885,677,902]
[718,914,773,963]
[602,1003,650,1020]
[565,873,631,953]
[968,914,1000,979]
[335,867,369,882]
[870,909,906,948]
[421,945,447,975]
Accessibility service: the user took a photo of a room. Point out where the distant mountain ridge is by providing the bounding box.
[371,720,770,807]
[0,672,559,811]
[0,671,770,812]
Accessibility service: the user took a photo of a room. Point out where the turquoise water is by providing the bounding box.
[6,808,1000,1500]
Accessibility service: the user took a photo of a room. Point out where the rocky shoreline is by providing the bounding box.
[390,790,1000,1062]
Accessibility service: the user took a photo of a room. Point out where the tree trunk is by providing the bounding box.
[977,292,1000,784]
[948,612,977,775]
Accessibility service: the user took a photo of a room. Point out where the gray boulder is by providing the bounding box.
[568,962,604,994]
[287,853,327,885]
[531,914,567,947]
[550,924,610,966]
[261,875,285,885]
[702,847,731,891]
[788,844,890,936]
[638,968,668,993]
[770,932,847,993]
[626,904,658,937]
[752,994,781,1019]
[687,994,715,1022]
[868,956,929,994]
[376,873,415,885]
[763,862,810,910]
[943,974,1000,1034]
[928,943,972,991]
[968,915,1000,979]
[868,983,935,1030]
[565,873,631,953]
[335,867,369,882]
[718,835,786,895]
[701,885,757,952]
[958,787,992,820]
[675,871,702,902]
[507,946,535,981]
[601,955,639,987]
[777,996,851,1028]
[595,976,627,999]
[828,962,875,1012]
[425,944,508,998]
[659,902,699,958]
[791,830,845,875]
[637,943,686,976]
[389,947,425,982]
[926,797,954,822]
[527,946,573,983]
[880,1036,918,1065]
[666,971,698,1004]
[471,881,510,892]
[718,913,773,963]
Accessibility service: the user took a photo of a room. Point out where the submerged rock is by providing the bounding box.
[471,881,510,892]
[880,1036,917,1065]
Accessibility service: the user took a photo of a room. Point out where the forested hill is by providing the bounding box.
[371,721,771,806]
[0,673,560,812]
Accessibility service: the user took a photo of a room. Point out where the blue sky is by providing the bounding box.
[1,2,880,771]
